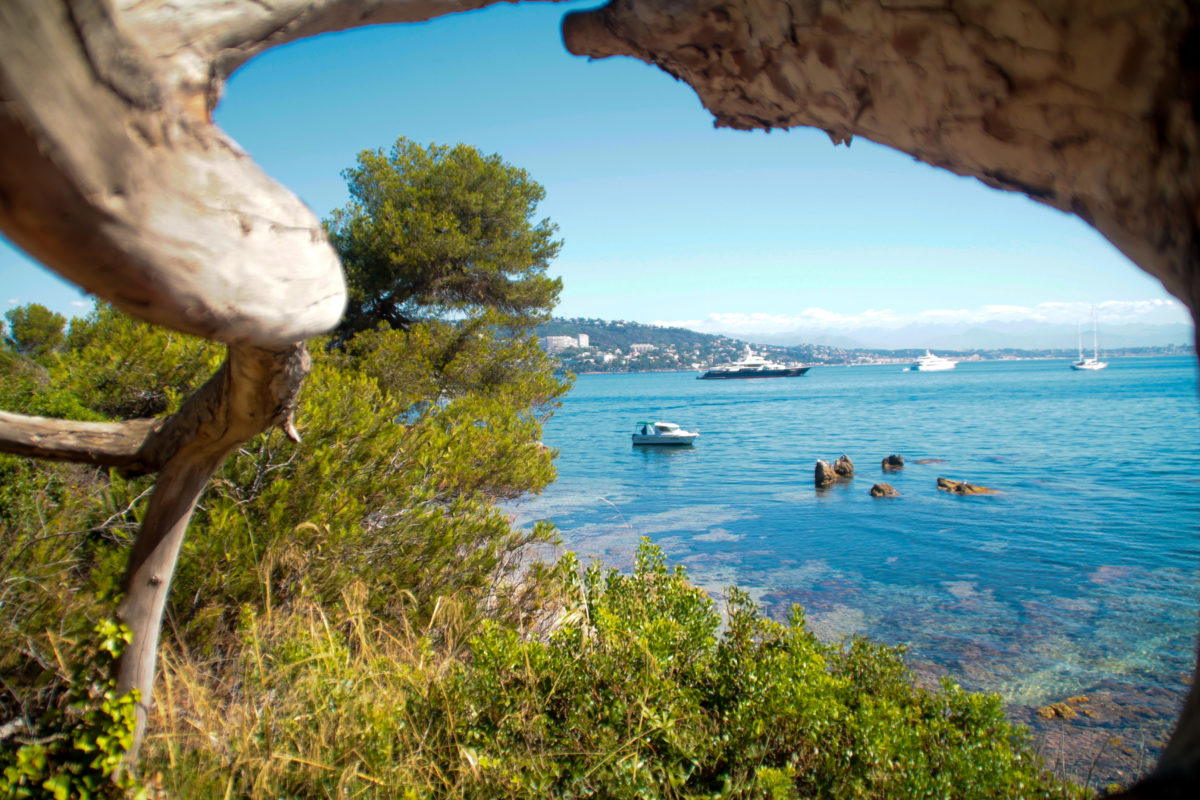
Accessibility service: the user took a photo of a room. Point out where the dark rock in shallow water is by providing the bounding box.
[870,483,900,497]
[815,459,835,487]
[881,454,904,470]
[834,454,854,476]
[1036,701,1079,720]
[937,477,999,495]
[1036,696,1090,721]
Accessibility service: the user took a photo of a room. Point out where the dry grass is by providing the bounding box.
[144,586,477,799]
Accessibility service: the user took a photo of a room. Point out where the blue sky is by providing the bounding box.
[1,1,1189,337]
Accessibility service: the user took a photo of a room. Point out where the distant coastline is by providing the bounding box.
[537,317,1193,375]
[572,354,1188,377]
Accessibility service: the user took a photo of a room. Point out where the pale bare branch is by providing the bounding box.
[0,0,346,347]
[0,412,161,469]
[117,0,517,112]
[112,341,309,751]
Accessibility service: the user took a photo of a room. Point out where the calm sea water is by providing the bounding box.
[510,356,1200,782]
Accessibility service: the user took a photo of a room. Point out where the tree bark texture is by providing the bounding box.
[2,0,1199,789]
[114,342,310,751]
[0,0,347,347]
[0,413,162,470]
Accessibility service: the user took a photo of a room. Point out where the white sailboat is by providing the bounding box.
[1071,307,1108,371]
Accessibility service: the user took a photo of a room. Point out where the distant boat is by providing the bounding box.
[698,346,811,379]
[632,421,699,446]
[1071,308,1108,371]
[909,350,956,371]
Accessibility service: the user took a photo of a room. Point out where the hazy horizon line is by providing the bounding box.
[650,299,1191,336]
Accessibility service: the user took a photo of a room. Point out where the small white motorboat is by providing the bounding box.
[632,421,699,446]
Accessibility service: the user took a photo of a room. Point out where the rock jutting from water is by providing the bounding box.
[882,454,904,470]
[834,454,854,477]
[870,483,900,497]
[1036,696,1091,721]
[937,477,999,495]
[815,460,836,487]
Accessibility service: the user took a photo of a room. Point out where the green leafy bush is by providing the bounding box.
[0,620,144,800]
[144,541,1083,799]
[0,304,568,676]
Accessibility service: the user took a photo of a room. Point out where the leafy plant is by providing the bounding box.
[142,540,1084,799]
[4,304,67,360]
[0,620,144,800]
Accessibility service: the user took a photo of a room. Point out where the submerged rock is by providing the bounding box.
[915,458,946,464]
[881,454,904,470]
[937,477,999,495]
[834,454,854,477]
[1036,696,1089,721]
[815,459,835,487]
[1036,702,1078,720]
[870,483,899,497]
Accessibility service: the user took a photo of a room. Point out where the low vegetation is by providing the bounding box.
[136,543,1080,799]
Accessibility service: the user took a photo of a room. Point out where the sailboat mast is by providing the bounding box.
[1092,307,1100,360]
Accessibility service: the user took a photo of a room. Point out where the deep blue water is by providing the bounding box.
[511,357,1200,752]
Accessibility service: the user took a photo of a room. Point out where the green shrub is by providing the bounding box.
[144,540,1083,799]
[0,620,144,800]
[1,311,567,705]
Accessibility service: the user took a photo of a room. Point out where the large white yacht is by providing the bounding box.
[698,346,811,379]
[909,350,957,371]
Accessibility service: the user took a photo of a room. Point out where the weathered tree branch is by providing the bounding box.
[0,413,162,469]
[114,341,310,751]
[3,339,310,759]
[0,0,347,347]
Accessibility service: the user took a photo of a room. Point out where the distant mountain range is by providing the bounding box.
[716,320,1194,350]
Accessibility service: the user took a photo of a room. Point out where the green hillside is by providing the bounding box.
[535,318,850,372]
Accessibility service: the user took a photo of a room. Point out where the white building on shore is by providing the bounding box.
[542,334,590,354]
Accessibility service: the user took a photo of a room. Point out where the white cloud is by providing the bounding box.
[1094,298,1182,321]
[70,300,90,308]
[655,307,908,333]
[916,308,971,322]
[653,298,1190,336]
[979,304,1034,318]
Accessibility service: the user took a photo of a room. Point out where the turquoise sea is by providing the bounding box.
[510,356,1200,786]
